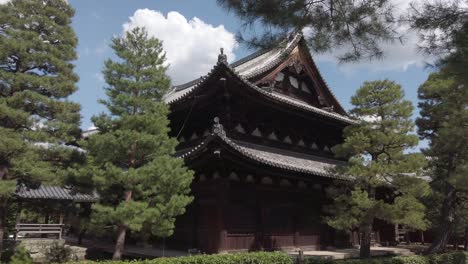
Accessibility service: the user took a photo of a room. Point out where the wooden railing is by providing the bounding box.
[15,224,63,240]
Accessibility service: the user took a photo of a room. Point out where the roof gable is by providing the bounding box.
[246,38,346,115]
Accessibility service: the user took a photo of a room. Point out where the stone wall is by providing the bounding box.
[18,239,86,263]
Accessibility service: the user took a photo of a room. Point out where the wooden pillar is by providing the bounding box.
[394,224,399,244]
[59,213,64,240]
[294,231,300,249]
[216,178,228,252]
[255,185,263,251]
[293,201,299,249]
[353,230,360,246]
[405,230,411,245]
[258,185,266,250]
[44,212,49,224]
[14,202,21,241]
[190,200,198,250]
[464,226,468,251]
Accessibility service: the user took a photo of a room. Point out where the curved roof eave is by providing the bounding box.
[177,125,349,180]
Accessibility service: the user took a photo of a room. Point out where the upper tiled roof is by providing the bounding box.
[163,33,356,125]
[165,61,356,124]
[16,186,98,202]
[178,123,348,180]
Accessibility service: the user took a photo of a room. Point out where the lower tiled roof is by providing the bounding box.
[16,186,98,202]
[233,141,345,178]
[179,124,348,180]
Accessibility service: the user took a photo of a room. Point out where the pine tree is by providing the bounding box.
[408,0,468,58]
[417,69,468,253]
[84,27,193,260]
[0,0,80,257]
[217,0,397,62]
[408,1,468,253]
[326,80,429,258]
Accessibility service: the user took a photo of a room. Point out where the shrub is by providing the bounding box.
[304,251,467,264]
[10,246,32,264]
[71,251,293,264]
[428,251,468,264]
[156,251,293,264]
[45,241,73,263]
[390,256,429,264]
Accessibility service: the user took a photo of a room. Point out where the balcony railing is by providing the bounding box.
[15,223,63,240]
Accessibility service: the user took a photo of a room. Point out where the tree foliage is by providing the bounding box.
[416,64,468,253]
[0,0,81,256]
[0,0,81,191]
[326,80,429,258]
[84,27,193,260]
[407,0,468,254]
[217,0,398,62]
[408,0,468,58]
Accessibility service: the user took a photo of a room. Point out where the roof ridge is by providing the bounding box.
[229,48,270,68]
[231,31,303,68]
[240,33,303,79]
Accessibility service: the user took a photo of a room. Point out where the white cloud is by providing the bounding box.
[122,9,238,85]
[312,0,435,73]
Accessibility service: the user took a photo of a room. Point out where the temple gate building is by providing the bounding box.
[164,33,380,253]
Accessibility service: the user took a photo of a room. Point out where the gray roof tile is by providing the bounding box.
[16,186,98,202]
[179,125,349,180]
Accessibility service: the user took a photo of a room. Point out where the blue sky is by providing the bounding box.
[68,0,434,147]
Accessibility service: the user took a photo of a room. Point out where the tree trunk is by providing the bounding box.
[360,222,372,258]
[426,184,456,254]
[112,190,132,260]
[112,224,127,260]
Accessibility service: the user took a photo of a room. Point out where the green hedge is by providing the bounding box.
[70,251,468,264]
[72,251,293,264]
[304,251,468,264]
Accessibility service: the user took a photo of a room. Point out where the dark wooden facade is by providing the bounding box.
[164,33,376,253]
